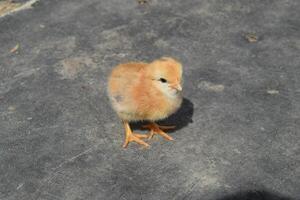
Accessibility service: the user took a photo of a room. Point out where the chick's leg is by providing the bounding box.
[123,121,150,148]
[142,122,174,141]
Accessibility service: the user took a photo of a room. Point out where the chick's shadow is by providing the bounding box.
[131,98,194,133]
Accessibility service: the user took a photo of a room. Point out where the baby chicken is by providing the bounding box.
[108,57,183,148]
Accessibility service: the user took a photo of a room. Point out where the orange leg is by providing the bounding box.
[122,121,150,148]
[142,122,175,141]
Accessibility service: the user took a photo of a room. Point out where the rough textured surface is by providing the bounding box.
[0,0,299,199]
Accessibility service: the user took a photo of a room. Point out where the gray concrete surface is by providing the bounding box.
[0,0,299,199]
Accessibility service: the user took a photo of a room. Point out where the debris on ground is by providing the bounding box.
[0,0,22,16]
[137,0,149,5]
[245,33,258,43]
[10,43,19,53]
[0,0,38,17]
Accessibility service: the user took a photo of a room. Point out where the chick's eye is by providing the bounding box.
[159,78,167,83]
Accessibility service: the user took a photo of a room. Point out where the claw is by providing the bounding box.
[123,122,150,148]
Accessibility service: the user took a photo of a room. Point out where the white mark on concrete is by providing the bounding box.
[267,90,279,95]
[14,68,40,78]
[8,106,16,112]
[198,81,225,92]
[233,148,241,154]
[52,144,98,171]
[44,192,63,200]
[217,59,231,65]
[17,183,24,190]
[220,159,231,166]
[154,39,169,48]
[199,175,219,187]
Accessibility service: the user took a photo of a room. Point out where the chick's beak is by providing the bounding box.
[170,83,182,91]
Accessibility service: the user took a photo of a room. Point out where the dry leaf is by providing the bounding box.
[0,0,22,17]
[245,33,258,43]
[10,43,19,53]
[137,0,148,5]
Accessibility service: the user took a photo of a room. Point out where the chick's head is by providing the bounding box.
[147,57,183,98]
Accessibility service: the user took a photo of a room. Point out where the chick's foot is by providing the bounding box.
[142,123,174,141]
[123,122,150,148]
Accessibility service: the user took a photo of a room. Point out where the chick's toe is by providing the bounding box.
[123,122,150,148]
[142,123,174,141]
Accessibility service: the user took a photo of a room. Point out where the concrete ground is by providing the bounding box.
[0,0,299,199]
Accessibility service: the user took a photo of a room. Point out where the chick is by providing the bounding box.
[108,57,183,148]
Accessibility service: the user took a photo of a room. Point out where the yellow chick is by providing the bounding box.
[108,57,183,148]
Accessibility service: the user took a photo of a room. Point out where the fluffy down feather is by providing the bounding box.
[108,57,183,122]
